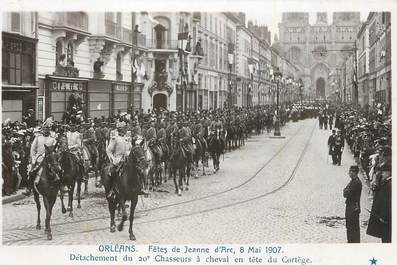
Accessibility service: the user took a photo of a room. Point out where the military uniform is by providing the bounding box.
[343,166,362,243]
[29,131,57,184]
[178,125,193,160]
[333,133,344,165]
[106,129,132,198]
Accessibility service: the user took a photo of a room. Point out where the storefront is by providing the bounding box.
[43,77,144,120]
[2,32,37,122]
[44,75,89,121]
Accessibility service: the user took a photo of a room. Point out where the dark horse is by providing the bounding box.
[102,145,146,240]
[192,135,208,176]
[59,149,85,218]
[169,138,190,196]
[32,145,62,240]
[208,131,224,173]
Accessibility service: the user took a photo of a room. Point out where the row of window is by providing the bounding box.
[2,35,35,86]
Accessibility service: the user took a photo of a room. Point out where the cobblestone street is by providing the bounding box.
[2,119,379,245]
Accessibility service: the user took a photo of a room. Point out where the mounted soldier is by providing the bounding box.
[82,122,98,171]
[177,118,194,161]
[156,119,168,157]
[23,126,58,195]
[210,115,226,151]
[145,118,161,163]
[106,121,131,199]
[66,124,86,180]
[106,121,148,198]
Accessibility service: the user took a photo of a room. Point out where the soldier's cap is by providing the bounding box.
[116,121,127,129]
[349,165,359,173]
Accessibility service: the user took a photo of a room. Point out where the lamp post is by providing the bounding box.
[273,67,282,137]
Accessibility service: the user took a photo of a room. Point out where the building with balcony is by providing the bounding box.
[357,21,370,106]
[134,12,200,112]
[194,12,241,110]
[367,12,391,109]
[2,12,38,122]
[34,12,147,120]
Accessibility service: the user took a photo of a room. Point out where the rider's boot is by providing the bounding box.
[106,169,116,199]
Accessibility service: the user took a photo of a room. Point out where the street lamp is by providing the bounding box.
[273,67,282,137]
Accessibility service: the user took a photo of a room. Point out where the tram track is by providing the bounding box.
[3,121,314,244]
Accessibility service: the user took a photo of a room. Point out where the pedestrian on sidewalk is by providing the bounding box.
[343,165,362,243]
[327,130,336,164]
[366,163,392,243]
[333,130,344,165]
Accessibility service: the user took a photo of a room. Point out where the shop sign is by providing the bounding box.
[51,80,84,91]
[114,83,130,92]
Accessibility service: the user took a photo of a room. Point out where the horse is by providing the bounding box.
[207,130,224,173]
[96,137,108,187]
[59,147,85,218]
[192,135,208,176]
[102,145,146,240]
[169,137,190,196]
[32,145,62,240]
[142,140,159,192]
[82,139,99,193]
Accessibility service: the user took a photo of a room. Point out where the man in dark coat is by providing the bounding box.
[343,165,362,243]
[328,130,337,164]
[367,163,392,243]
[333,130,344,165]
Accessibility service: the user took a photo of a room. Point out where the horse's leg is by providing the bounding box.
[33,191,41,229]
[76,180,82,209]
[46,195,57,240]
[171,168,178,194]
[117,199,127,231]
[185,163,190,191]
[178,167,183,196]
[42,197,52,239]
[164,162,168,183]
[108,198,117,232]
[84,177,88,195]
[68,182,75,217]
[128,194,138,240]
[59,190,67,214]
[212,153,217,172]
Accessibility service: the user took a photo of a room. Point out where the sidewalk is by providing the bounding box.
[2,189,28,205]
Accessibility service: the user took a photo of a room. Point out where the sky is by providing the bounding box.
[246,11,370,43]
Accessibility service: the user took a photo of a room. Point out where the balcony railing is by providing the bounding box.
[154,71,169,85]
[146,39,179,50]
[55,12,89,32]
[105,21,121,39]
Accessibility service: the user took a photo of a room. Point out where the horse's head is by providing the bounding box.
[44,145,63,177]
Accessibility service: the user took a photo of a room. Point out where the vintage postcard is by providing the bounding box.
[1,0,395,264]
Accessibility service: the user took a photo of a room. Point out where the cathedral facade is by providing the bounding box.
[278,12,361,100]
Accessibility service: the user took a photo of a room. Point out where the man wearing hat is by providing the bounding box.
[23,126,57,195]
[67,123,86,177]
[343,165,362,243]
[106,121,149,198]
[327,129,337,164]
[333,130,344,165]
[367,162,391,242]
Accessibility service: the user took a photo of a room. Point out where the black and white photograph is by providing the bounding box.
[0,1,394,263]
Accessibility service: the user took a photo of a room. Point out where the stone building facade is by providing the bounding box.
[278,12,361,100]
